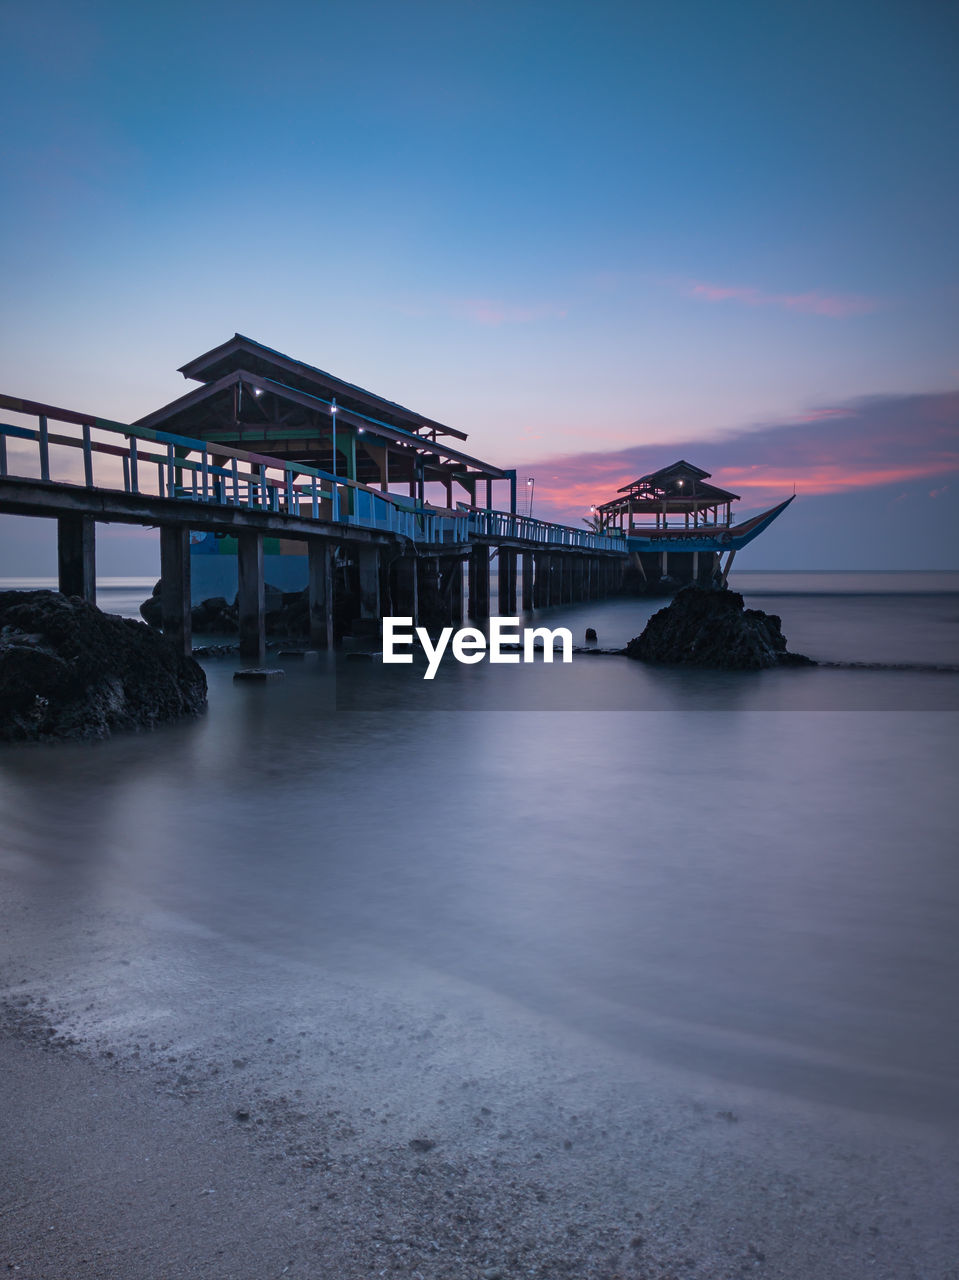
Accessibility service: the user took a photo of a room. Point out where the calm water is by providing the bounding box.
[1,572,958,1127]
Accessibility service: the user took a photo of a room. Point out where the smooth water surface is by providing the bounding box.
[1,573,957,1129]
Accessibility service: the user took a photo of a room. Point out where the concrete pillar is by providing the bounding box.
[546,554,559,607]
[393,555,419,624]
[468,545,490,619]
[357,545,381,625]
[554,555,566,605]
[521,552,534,611]
[308,540,334,649]
[417,556,444,628]
[447,556,464,626]
[159,526,191,656]
[57,515,96,603]
[498,548,517,614]
[692,550,700,584]
[571,556,585,602]
[237,531,266,664]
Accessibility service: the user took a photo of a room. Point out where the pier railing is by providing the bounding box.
[464,507,624,552]
[0,393,624,554]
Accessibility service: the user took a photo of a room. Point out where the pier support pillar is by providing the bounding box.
[355,545,381,637]
[237,531,266,664]
[417,556,446,628]
[498,548,517,614]
[308,540,334,649]
[521,552,534,611]
[547,554,560,607]
[57,515,96,603]
[468,546,490,620]
[554,555,566,605]
[571,556,585,602]
[159,526,191,657]
[393,555,419,625]
[446,555,464,626]
[532,553,548,608]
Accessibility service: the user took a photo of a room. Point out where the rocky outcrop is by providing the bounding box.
[625,585,813,670]
[140,583,310,638]
[0,591,207,742]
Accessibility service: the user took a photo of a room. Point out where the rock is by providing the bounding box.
[0,590,207,742]
[408,1137,436,1153]
[625,585,814,670]
[585,627,597,642]
[232,668,285,682]
[139,580,162,628]
[191,596,238,635]
[234,1107,250,1122]
[140,581,312,638]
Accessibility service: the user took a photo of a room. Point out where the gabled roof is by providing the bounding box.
[597,458,740,512]
[133,366,507,483]
[177,333,468,442]
[616,459,711,493]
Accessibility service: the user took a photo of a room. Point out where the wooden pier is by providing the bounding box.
[0,364,626,663]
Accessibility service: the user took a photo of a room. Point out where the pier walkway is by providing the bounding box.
[0,393,626,661]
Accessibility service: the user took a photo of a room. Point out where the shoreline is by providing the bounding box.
[3,946,957,1280]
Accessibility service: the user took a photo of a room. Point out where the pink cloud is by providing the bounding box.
[516,391,959,525]
[678,279,882,317]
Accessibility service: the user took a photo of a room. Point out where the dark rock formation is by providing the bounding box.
[140,583,310,638]
[139,581,162,628]
[625,585,814,670]
[0,591,207,742]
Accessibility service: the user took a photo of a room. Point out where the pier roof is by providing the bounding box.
[135,336,508,491]
[598,460,740,514]
[177,333,468,442]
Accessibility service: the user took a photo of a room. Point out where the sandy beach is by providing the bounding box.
[3,895,957,1280]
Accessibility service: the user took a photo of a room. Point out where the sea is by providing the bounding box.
[1,571,958,1274]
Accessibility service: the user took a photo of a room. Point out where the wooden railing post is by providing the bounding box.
[39,415,50,481]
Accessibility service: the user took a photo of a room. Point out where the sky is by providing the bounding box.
[1,0,957,572]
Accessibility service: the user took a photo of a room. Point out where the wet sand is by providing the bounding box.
[3,954,957,1280]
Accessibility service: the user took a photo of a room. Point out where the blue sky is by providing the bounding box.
[1,0,957,571]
